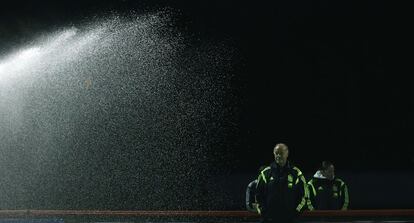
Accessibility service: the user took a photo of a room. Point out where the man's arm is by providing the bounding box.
[255,167,269,214]
[246,180,257,212]
[340,181,349,210]
[293,167,309,213]
[307,179,316,210]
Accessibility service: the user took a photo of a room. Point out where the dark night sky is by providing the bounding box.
[1,0,413,174]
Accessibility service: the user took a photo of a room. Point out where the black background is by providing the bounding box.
[1,0,413,210]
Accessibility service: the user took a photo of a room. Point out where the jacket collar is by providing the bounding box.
[271,160,291,171]
[313,170,327,179]
[313,170,335,181]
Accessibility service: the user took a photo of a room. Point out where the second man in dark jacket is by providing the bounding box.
[307,161,349,210]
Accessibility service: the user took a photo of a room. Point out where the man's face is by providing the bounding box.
[323,165,335,180]
[273,145,288,166]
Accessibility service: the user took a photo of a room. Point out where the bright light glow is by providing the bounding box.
[0,47,42,80]
[0,28,78,82]
[17,47,41,60]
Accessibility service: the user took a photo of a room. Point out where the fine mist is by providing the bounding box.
[0,11,238,210]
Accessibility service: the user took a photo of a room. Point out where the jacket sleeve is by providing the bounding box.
[255,168,268,215]
[306,179,316,210]
[340,181,349,210]
[246,180,256,212]
[293,167,309,212]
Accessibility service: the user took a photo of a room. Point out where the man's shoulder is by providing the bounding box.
[257,166,272,179]
[248,179,257,185]
[291,165,304,176]
[260,166,271,174]
[247,179,257,188]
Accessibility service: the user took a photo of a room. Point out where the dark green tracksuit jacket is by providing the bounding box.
[307,170,349,210]
[255,162,308,223]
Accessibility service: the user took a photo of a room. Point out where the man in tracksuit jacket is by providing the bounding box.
[255,143,309,223]
[307,161,349,210]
